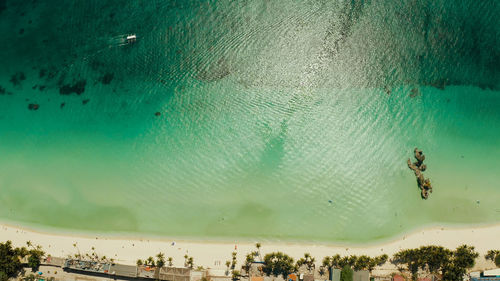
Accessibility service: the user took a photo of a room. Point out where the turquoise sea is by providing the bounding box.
[0,0,499,243]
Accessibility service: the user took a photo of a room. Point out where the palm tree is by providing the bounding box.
[73,242,81,259]
[147,256,155,267]
[137,259,143,266]
[26,241,33,248]
[485,250,498,261]
[322,254,341,280]
[156,252,166,268]
[188,257,194,269]
[243,254,255,275]
[256,243,262,261]
[353,255,370,271]
[296,253,315,272]
[168,257,173,267]
[232,270,241,281]
[231,252,237,269]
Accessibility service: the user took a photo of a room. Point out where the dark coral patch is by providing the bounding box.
[59,80,86,95]
[155,112,161,116]
[409,88,420,98]
[0,0,5,14]
[60,102,66,109]
[28,103,39,110]
[99,73,114,85]
[10,72,26,86]
[0,86,10,95]
[82,99,90,105]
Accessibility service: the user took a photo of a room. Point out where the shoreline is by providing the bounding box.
[2,222,500,273]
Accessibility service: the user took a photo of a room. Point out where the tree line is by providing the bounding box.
[235,243,485,281]
[0,241,45,281]
[1,240,497,281]
[391,245,479,281]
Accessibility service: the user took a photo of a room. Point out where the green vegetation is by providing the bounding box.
[442,245,479,281]
[25,241,44,272]
[392,245,478,281]
[156,252,166,268]
[146,256,156,267]
[0,241,24,281]
[0,241,45,281]
[255,243,262,261]
[242,253,255,274]
[0,240,483,281]
[262,252,295,278]
[322,254,387,274]
[70,245,113,264]
[485,250,500,267]
[296,253,315,272]
[185,256,194,268]
[340,265,353,281]
[232,269,241,281]
[231,251,237,269]
[138,252,170,269]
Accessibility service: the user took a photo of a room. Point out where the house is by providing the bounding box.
[470,268,500,281]
[353,270,369,281]
[329,268,341,281]
[484,269,500,277]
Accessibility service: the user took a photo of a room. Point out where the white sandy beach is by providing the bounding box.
[1,223,499,274]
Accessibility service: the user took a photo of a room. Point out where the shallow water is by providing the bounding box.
[0,0,499,243]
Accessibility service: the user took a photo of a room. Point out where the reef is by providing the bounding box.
[10,72,26,87]
[28,103,39,111]
[39,69,47,78]
[407,148,432,199]
[0,0,5,14]
[99,73,114,85]
[409,88,420,98]
[59,80,86,95]
[82,99,90,105]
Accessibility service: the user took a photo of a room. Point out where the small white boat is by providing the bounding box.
[126,34,137,44]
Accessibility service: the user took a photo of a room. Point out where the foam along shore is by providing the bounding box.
[1,223,500,272]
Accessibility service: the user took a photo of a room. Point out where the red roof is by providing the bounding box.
[393,275,405,281]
